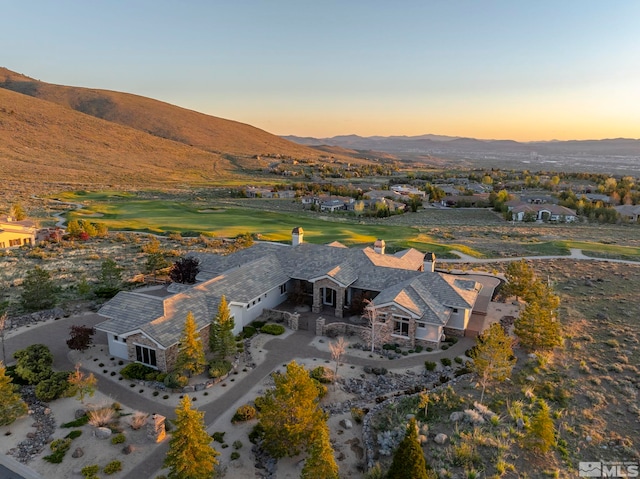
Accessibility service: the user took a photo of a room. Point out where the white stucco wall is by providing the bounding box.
[231,280,290,333]
[445,307,471,331]
[107,333,129,360]
[415,323,442,342]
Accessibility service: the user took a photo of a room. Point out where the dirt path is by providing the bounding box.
[439,248,640,265]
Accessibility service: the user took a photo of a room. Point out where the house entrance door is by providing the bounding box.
[323,288,336,307]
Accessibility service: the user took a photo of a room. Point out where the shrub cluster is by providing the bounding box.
[232,405,257,423]
[309,366,333,384]
[104,460,122,475]
[35,371,73,401]
[120,363,166,382]
[163,372,188,389]
[261,324,285,335]
[363,366,388,375]
[424,361,437,371]
[44,438,72,464]
[208,359,232,379]
[240,325,257,338]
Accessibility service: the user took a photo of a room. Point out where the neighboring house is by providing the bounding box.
[615,204,640,222]
[0,215,36,249]
[390,184,426,197]
[441,194,490,207]
[584,193,611,205]
[246,186,275,198]
[508,203,577,222]
[96,228,482,371]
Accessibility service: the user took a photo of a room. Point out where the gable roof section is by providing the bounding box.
[95,291,166,337]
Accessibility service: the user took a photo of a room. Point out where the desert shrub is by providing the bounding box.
[241,325,257,338]
[441,344,449,350]
[87,406,115,427]
[415,345,423,353]
[251,320,266,329]
[129,411,149,430]
[44,437,72,463]
[65,430,82,440]
[454,356,464,364]
[232,404,256,423]
[261,324,285,335]
[163,372,188,389]
[425,361,437,371]
[208,359,232,379]
[62,415,89,428]
[364,366,388,375]
[351,407,365,424]
[120,363,159,380]
[309,365,334,384]
[230,451,240,460]
[35,371,72,401]
[104,460,122,474]
[248,423,265,444]
[81,464,100,479]
[212,431,226,443]
[111,433,126,445]
[233,440,243,450]
[441,358,452,367]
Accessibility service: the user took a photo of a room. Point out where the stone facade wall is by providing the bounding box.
[127,333,169,372]
[312,278,346,318]
[443,326,465,338]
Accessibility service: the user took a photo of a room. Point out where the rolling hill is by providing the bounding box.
[0,68,349,186]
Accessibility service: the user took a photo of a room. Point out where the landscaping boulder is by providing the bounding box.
[71,447,84,458]
[339,419,353,430]
[449,411,464,422]
[434,433,448,445]
[95,427,112,439]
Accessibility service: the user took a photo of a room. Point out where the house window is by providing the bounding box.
[452,308,459,313]
[114,335,119,342]
[9,239,21,247]
[417,322,426,329]
[135,345,157,367]
[393,316,410,337]
[280,283,287,295]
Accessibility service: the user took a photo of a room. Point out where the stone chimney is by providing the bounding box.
[424,252,436,272]
[292,226,304,246]
[373,239,386,255]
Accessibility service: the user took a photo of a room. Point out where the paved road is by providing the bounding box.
[439,248,640,265]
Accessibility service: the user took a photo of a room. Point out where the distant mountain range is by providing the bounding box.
[0,68,348,186]
[283,134,640,157]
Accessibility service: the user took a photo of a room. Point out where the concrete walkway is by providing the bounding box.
[439,248,640,265]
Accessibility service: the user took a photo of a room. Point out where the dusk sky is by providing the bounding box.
[4,1,640,141]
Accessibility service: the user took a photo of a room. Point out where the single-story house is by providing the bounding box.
[615,204,640,222]
[0,215,36,249]
[508,203,577,222]
[96,228,482,371]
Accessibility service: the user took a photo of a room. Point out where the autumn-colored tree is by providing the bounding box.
[328,336,348,381]
[209,296,236,359]
[301,421,339,479]
[502,259,535,301]
[169,257,200,284]
[387,418,431,479]
[361,301,390,352]
[470,323,516,403]
[526,399,555,453]
[10,203,26,221]
[0,362,28,426]
[258,361,325,458]
[514,281,562,352]
[66,325,96,352]
[174,312,206,377]
[68,363,97,404]
[163,395,219,479]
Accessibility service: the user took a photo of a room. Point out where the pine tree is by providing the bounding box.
[258,361,325,458]
[301,421,339,479]
[174,312,206,377]
[20,267,58,312]
[163,395,219,479]
[209,296,236,359]
[470,323,516,403]
[514,281,562,352]
[0,362,28,426]
[503,259,535,301]
[526,399,555,453]
[387,418,430,479]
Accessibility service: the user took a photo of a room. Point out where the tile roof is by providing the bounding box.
[97,239,481,347]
